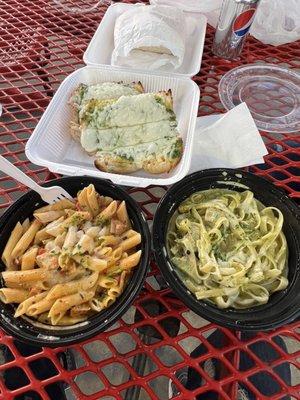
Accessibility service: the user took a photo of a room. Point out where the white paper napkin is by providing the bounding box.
[189,103,268,173]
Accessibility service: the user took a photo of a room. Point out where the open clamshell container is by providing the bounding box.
[26,2,204,187]
[25,65,200,187]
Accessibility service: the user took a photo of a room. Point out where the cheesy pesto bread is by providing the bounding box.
[69,81,144,141]
[69,82,183,174]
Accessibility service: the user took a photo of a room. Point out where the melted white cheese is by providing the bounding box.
[90,93,173,129]
[83,82,140,101]
[96,136,179,168]
[76,83,182,171]
[81,120,178,154]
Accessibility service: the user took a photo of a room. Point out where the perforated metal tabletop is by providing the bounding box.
[0,1,299,399]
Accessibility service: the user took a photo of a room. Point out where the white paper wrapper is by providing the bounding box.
[111,5,186,71]
[190,103,268,172]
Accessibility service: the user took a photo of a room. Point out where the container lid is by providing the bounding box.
[53,0,106,14]
[219,64,300,134]
[83,3,207,78]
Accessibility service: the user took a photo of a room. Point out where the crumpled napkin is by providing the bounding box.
[111,4,186,71]
[189,103,268,172]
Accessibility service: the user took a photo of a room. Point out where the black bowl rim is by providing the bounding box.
[0,176,150,347]
[153,168,300,331]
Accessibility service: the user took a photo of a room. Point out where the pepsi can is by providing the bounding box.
[212,0,261,60]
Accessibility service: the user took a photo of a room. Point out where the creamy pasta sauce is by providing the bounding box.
[167,189,288,309]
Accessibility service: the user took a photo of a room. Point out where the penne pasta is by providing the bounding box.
[0,184,142,326]
[97,235,121,248]
[35,199,75,213]
[77,188,89,211]
[44,216,65,236]
[98,275,118,289]
[95,201,118,224]
[81,255,108,272]
[34,210,65,224]
[15,292,48,317]
[21,246,39,270]
[96,246,113,258]
[72,233,94,255]
[0,288,29,304]
[116,201,130,235]
[65,209,76,217]
[119,250,142,270]
[11,220,42,260]
[27,297,56,316]
[86,184,100,216]
[54,231,67,248]
[2,221,24,270]
[35,227,52,244]
[108,271,128,298]
[121,232,141,251]
[63,225,78,250]
[89,293,116,312]
[61,211,91,230]
[46,272,98,300]
[86,226,100,238]
[22,218,30,233]
[2,268,48,284]
[106,247,123,268]
[49,290,95,325]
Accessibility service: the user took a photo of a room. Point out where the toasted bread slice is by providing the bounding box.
[155,89,173,111]
[95,156,138,174]
[83,92,176,131]
[69,84,88,142]
[143,137,183,174]
[69,82,144,110]
[69,82,145,141]
[94,137,183,175]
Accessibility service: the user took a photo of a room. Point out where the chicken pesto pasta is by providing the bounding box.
[0,184,142,326]
[167,189,288,309]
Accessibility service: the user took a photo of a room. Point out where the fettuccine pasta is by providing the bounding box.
[167,189,288,309]
[0,184,142,325]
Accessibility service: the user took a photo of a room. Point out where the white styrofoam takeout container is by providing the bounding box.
[25,66,200,188]
[83,3,207,78]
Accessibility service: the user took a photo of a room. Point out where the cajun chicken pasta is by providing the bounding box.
[167,189,288,309]
[0,185,141,326]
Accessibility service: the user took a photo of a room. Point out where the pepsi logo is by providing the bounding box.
[233,8,256,37]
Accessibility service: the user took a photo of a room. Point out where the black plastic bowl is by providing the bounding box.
[0,176,150,347]
[153,169,300,331]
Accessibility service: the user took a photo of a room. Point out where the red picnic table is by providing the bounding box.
[0,1,299,399]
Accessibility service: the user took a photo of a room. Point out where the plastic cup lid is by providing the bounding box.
[52,0,108,14]
[218,64,300,134]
